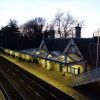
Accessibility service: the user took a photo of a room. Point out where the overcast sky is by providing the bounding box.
[0,0,100,37]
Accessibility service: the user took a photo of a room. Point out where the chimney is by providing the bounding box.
[75,24,81,38]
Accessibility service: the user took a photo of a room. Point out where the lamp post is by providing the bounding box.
[96,29,100,75]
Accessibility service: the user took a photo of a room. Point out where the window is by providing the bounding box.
[70,68,74,74]
[68,67,70,72]
[75,69,78,75]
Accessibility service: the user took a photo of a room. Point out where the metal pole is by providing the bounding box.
[96,29,99,75]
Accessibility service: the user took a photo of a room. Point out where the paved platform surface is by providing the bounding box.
[0,53,89,100]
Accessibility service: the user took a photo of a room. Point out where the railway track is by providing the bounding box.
[0,56,75,100]
[0,72,24,100]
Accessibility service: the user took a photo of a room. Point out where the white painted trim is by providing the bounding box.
[39,40,48,50]
[63,39,83,59]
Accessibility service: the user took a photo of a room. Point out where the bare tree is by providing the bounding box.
[53,10,63,37]
[62,13,77,38]
[19,17,46,48]
[54,11,78,38]
[20,17,46,38]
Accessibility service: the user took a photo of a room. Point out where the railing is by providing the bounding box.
[71,67,100,87]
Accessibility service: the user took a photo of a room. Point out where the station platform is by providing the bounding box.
[0,53,89,100]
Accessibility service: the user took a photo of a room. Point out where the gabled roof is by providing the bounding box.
[72,38,100,66]
[73,38,95,60]
[39,40,48,50]
[43,38,70,52]
[64,39,83,59]
[38,37,100,66]
[43,38,54,51]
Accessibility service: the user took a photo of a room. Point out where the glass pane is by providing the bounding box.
[68,67,70,72]
[75,69,78,75]
[71,68,74,74]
